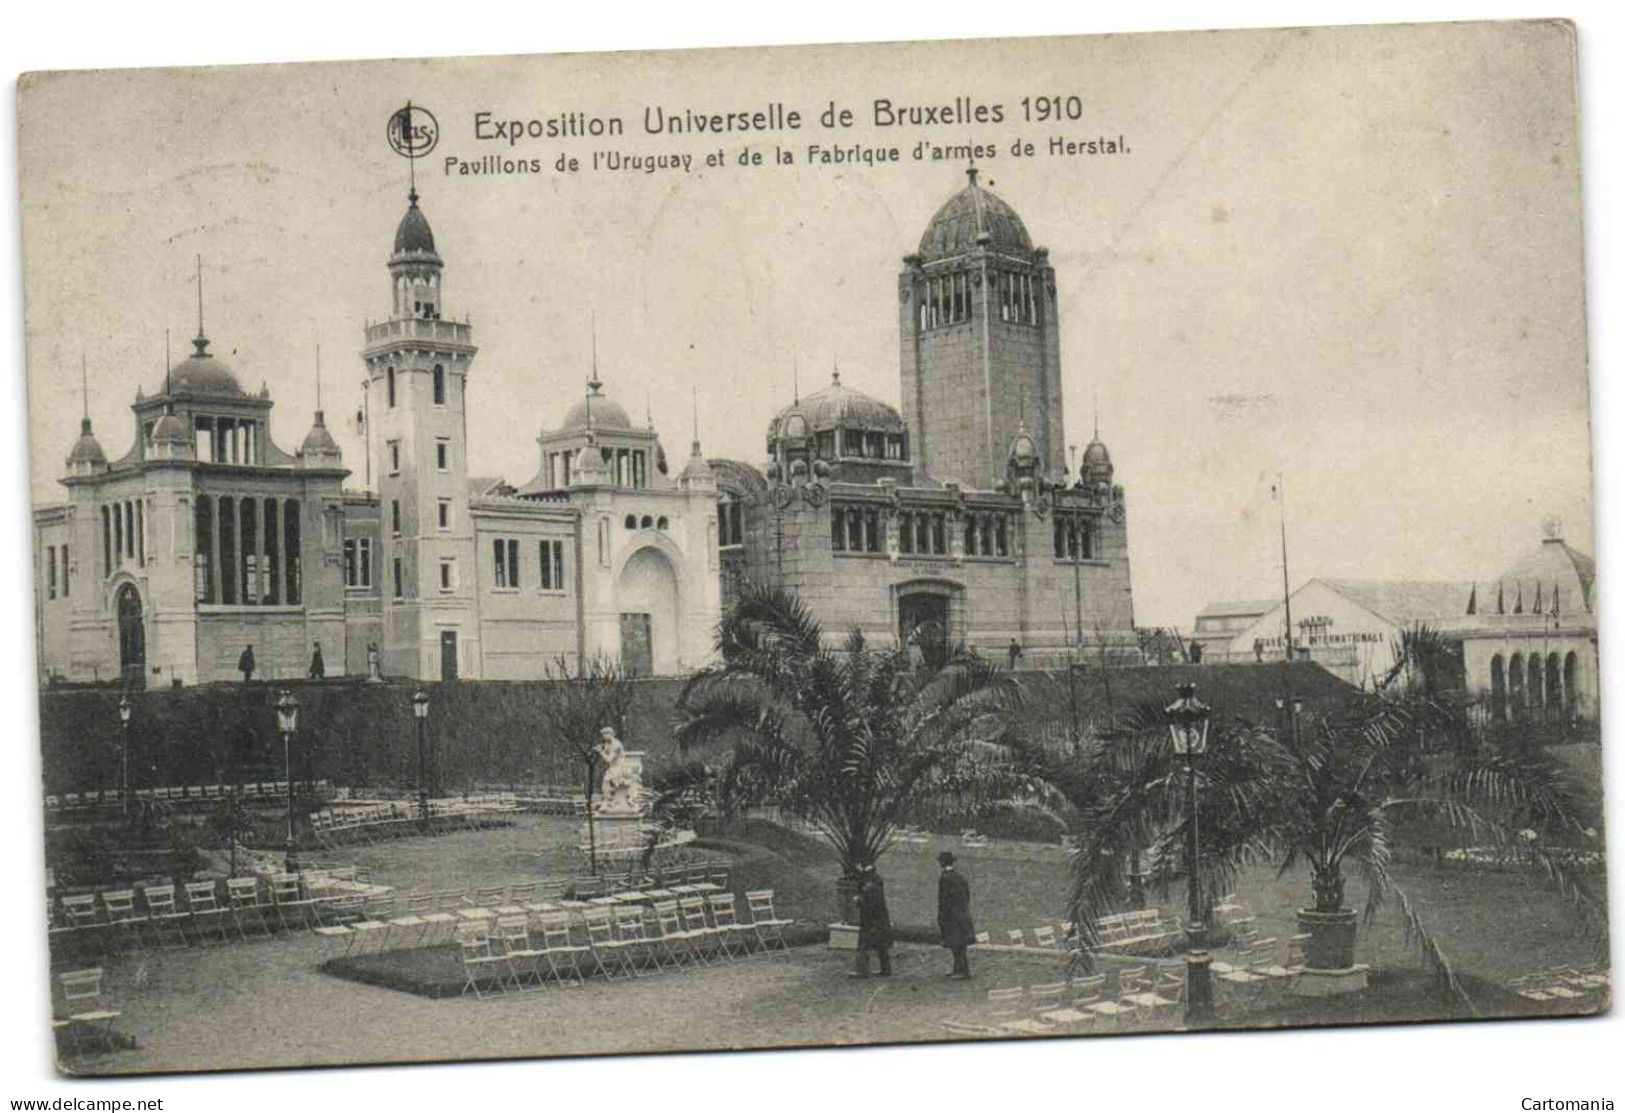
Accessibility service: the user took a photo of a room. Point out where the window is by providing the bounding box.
[47,545,57,599]
[392,556,404,599]
[898,511,913,555]
[391,499,401,536]
[656,516,668,531]
[102,506,111,578]
[540,539,566,591]
[625,514,638,530]
[388,440,401,475]
[493,538,521,589]
[436,439,449,471]
[438,499,451,531]
[344,537,373,588]
[433,364,445,406]
[387,367,397,408]
[640,515,653,530]
[439,558,456,592]
[61,543,69,597]
[718,496,744,548]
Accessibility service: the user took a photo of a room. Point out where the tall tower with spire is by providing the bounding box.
[362,187,481,679]
[899,167,1065,489]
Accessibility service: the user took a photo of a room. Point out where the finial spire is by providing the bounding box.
[832,357,840,386]
[966,160,978,187]
[405,101,418,204]
[81,354,89,422]
[192,256,211,358]
[793,356,799,403]
[1094,390,1100,440]
[315,341,323,410]
[691,386,701,454]
[587,309,602,393]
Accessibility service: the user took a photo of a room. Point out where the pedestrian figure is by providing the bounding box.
[850,862,893,978]
[1189,641,1204,665]
[937,850,975,979]
[1253,638,1265,664]
[1006,638,1023,671]
[308,641,325,680]
[238,644,255,684]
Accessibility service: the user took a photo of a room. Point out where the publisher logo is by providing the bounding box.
[387,104,438,159]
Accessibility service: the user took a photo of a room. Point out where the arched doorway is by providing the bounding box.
[116,583,145,687]
[1545,653,1562,721]
[1563,651,1579,715]
[1508,654,1525,716]
[617,546,680,677]
[1490,654,1506,722]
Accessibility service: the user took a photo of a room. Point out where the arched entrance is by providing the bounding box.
[116,583,145,687]
[1490,654,1506,722]
[617,546,680,677]
[896,580,962,667]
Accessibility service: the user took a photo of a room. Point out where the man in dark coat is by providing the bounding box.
[308,641,325,679]
[850,863,893,978]
[937,850,975,979]
[238,644,255,684]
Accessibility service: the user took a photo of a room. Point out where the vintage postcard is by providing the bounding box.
[19,19,1607,1076]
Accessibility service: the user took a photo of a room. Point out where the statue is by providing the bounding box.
[365,642,383,683]
[593,727,642,815]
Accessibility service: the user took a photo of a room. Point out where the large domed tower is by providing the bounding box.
[362,188,481,680]
[899,168,1064,489]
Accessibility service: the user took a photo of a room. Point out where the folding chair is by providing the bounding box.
[706,892,754,959]
[581,910,623,980]
[1033,925,1059,949]
[539,913,588,986]
[457,924,507,1000]
[678,897,721,965]
[58,968,121,1053]
[348,898,395,955]
[941,1020,1003,1037]
[60,894,106,955]
[98,890,147,951]
[143,885,191,948]
[614,907,658,977]
[1006,929,1027,947]
[744,890,792,954]
[269,875,318,933]
[388,893,436,950]
[227,878,272,939]
[1001,981,1066,1034]
[651,901,698,972]
[495,914,544,992]
[985,986,1025,1025]
[185,881,232,945]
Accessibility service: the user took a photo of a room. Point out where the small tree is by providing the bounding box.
[535,654,636,874]
[675,583,1055,891]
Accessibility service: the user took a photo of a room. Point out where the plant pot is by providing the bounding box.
[835,876,861,926]
[1296,907,1359,970]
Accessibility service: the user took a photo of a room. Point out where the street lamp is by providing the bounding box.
[413,689,430,830]
[274,690,300,872]
[117,694,133,822]
[1166,682,1214,1024]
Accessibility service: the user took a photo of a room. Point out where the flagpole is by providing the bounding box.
[1278,473,1297,727]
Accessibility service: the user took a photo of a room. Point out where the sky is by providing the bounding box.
[18,20,1593,628]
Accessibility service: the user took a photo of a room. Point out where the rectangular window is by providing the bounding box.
[898,512,913,555]
[387,368,397,408]
[62,543,70,597]
[493,538,508,588]
[831,508,845,552]
[433,365,446,406]
[392,556,404,600]
[102,506,111,578]
[439,558,455,592]
[507,539,520,589]
[388,440,401,475]
[344,538,358,586]
[995,515,1009,557]
[437,499,451,531]
[436,439,449,471]
[47,546,57,599]
[358,537,371,587]
[539,539,566,591]
[391,500,401,536]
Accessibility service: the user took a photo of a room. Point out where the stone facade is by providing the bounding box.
[719,170,1137,662]
[34,187,720,686]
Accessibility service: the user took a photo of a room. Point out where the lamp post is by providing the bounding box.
[274,690,300,872]
[117,693,132,822]
[1166,682,1214,1024]
[413,689,430,831]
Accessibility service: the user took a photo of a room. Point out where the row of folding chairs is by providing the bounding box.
[46,781,331,813]
[946,966,1187,1038]
[1209,932,1310,1017]
[454,890,796,1000]
[49,871,371,956]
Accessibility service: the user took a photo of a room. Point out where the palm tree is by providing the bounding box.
[674,583,1051,888]
[1065,687,1605,1007]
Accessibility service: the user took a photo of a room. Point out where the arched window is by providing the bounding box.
[625,514,638,530]
[1490,654,1506,722]
[1528,656,1545,707]
[1508,654,1525,714]
[1546,653,1562,718]
[656,516,669,531]
[433,364,446,406]
[640,515,653,530]
[1563,652,1579,713]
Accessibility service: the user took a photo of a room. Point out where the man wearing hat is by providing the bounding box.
[850,862,893,978]
[937,851,975,979]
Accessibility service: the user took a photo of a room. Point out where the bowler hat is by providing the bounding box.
[937,851,956,866]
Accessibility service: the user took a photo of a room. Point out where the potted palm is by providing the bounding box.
[674,583,1053,925]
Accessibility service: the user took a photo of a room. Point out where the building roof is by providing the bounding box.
[66,418,106,466]
[298,411,340,456]
[393,192,438,257]
[1196,598,1277,620]
[1495,535,1596,614]
[160,334,244,398]
[467,476,508,499]
[769,371,903,441]
[918,167,1034,259]
[1320,579,1475,628]
[560,380,633,433]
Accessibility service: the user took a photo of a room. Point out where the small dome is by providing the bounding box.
[66,418,106,466]
[1082,438,1112,468]
[393,191,438,257]
[680,440,714,482]
[918,167,1034,259]
[151,411,190,444]
[561,379,633,433]
[769,371,903,442]
[1009,429,1039,461]
[163,335,244,398]
[299,411,340,457]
